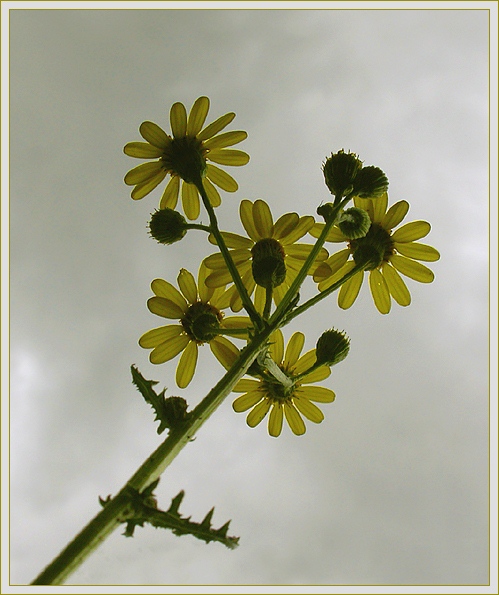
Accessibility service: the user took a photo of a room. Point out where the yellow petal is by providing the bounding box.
[269,329,284,364]
[381,200,409,230]
[147,296,185,319]
[390,254,435,283]
[252,200,274,238]
[204,249,251,270]
[254,284,267,314]
[214,231,253,250]
[159,175,180,209]
[268,403,284,437]
[294,349,316,375]
[197,112,235,141]
[187,96,210,136]
[233,379,261,393]
[280,216,315,245]
[208,149,250,166]
[170,102,187,138]
[391,220,431,242]
[206,164,238,192]
[300,366,331,383]
[203,130,247,150]
[139,121,170,148]
[283,402,306,435]
[293,397,324,423]
[285,244,328,261]
[369,268,391,314]
[381,262,411,306]
[319,260,357,293]
[149,334,189,364]
[246,399,271,428]
[337,270,364,309]
[210,336,239,370]
[308,223,347,243]
[394,242,440,262]
[124,161,164,186]
[273,213,299,240]
[202,177,221,207]
[123,142,164,159]
[138,325,183,349]
[181,182,200,220]
[295,386,335,403]
[371,192,388,223]
[151,278,187,308]
[206,268,235,288]
[177,269,198,304]
[197,261,212,303]
[283,332,305,369]
[233,390,264,412]
[176,340,198,388]
[130,170,167,200]
[239,200,261,241]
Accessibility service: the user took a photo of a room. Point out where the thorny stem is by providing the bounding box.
[262,286,273,320]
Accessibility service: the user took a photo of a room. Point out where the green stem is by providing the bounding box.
[31,328,274,585]
[194,177,263,330]
[262,286,273,320]
[186,223,211,233]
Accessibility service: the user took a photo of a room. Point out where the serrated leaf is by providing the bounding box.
[130,365,170,434]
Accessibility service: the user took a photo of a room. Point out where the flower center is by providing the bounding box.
[251,238,287,288]
[161,136,207,184]
[181,301,223,343]
[261,364,297,401]
[350,223,394,270]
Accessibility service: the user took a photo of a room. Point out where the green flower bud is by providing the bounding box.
[352,165,389,199]
[315,329,350,367]
[338,207,371,239]
[351,243,384,270]
[322,150,362,198]
[148,208,188,245]
[350,222,393,270]
[317,202,336,223]
[251,238,287,289]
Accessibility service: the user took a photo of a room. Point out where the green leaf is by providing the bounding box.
[130,365,170,434]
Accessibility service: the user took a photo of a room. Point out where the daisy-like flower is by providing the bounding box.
[232,330,336,437]
[311,193,440,314]
[139,264,250,388]
[203,199,329,312]
[124,96,249,220]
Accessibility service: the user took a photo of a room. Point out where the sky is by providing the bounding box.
[4,3,496,591]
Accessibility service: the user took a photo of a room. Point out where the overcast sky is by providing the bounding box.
[6,4,494,590]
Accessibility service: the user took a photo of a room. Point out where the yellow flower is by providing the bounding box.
[139,264,249,388]
[232,330,336,437]
[124,96,249,220]
[312,193,440,314]
[203,199,329,312]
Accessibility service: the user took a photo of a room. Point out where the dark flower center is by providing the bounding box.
[251,238,287,288]
[181,301,223,343]
[161,136,207,184]
[350,223,394,270]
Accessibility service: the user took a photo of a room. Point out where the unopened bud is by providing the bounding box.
[251,238,287,289]
[323,150,362,198]
[352,166,388,199]
[338,207,371,239]
[315,329,350,367]
[148,208,187,245]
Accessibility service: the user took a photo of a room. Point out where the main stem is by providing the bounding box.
[31,328,274,585]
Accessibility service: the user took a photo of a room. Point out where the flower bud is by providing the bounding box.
[317,202,336,223]
[338,207,371,239]
[352,165,388,199]
[163,396,189,428]
[315,329,350,367]
[251,238,287,289]
[323,150,362,198]
[148,208,187,245]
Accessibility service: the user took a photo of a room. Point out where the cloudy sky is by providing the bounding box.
[6,3,494,590]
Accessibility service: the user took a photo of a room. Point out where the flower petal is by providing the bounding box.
[391,220,431,243]
[203,130,247,150]
[139,121,170,148]
[286,244,328,261]
[371,192,388,224]
[280,216,315,245]
[204,249,252,270]
[394,242,440,262]
[294,349,316,375]
[124,161,164,186]
[177,269,198,304]
[296,386,335,402]
[309,223,347,242]
[390,254,435,283]
[272,213,299,240]
[381,262,411,306]
[283,402,306,435]
[149,334,190,364]
[208,148,250,166]
[293,397,324,423]
[247,399,272,428]
[269,329,284,364]
[198,112,236,141]
[210,336,239,370]
[202,177,222,207]
[151,279,187,308]
[181,181,200,220]
[130,170,168,200]
[319,261,357,293]
[239,200,261,241]
[300,366,331,383]
[283,332,305,369]
[159,175,180,209]
[232,390,264,412]
[252,200,274,238]
[381,200,409,230]
[268,403,284,437]
[123,142,164,159]
[337,269,363,309]
[147,296,186,319]
[176,340,198,388]
[187,96,210,136]
[170,102,187,138]
[206,164,238,192]
[369,268,391,314]
[138,325,183,349]
[206,268,235,288]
